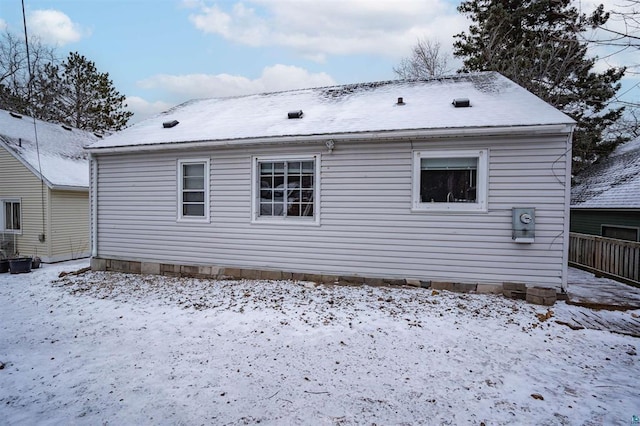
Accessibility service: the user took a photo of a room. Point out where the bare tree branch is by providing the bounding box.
[0,29,57,113]
[394,38,452,79]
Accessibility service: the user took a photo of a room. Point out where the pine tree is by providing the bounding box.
[32,52,132,132]
[31,62,63,123]
[54,52,132,132]
[453,0,627,175]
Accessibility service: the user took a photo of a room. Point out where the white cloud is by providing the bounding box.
[190,4,233,38]
[28,10,86,46]
[126,96,174,124]
[185,0,468,61]
[0,19,7,31]
[189,2,269,46]
[138,64,336,99]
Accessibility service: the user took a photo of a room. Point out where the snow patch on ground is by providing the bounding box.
[0,261,638,425]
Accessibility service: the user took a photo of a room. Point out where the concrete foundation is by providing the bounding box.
[476,284,503,294]
[90,257,500,293]
[503,282,527,299]
[526,287,557,306]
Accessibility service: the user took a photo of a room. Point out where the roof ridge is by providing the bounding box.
[159,71,500,108]
[0,108,103,137]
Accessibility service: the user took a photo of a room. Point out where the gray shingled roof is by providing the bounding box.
[571,136,640,209]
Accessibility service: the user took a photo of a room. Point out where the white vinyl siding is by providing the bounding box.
[177,158,210,222]
[93,133,570,288]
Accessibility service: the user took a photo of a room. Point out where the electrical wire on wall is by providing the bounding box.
[22,0,46,244]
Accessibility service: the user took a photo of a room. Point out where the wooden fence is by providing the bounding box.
[569,232,640,286]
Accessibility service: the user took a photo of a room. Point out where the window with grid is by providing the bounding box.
[2,200,21,232]
[256,158,316,220]
[178,159,209,221]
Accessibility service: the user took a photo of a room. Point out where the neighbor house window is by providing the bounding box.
[178,159,210,221]
[602,225,638,242]
[413,149,488,212]
[2,199,21,233]
[253,155,319,223]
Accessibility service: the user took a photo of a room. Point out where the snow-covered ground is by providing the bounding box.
[0,260,638,425]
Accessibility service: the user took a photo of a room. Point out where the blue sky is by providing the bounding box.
[1,0,638,123]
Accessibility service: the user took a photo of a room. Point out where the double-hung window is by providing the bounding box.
[2,199,21,233]
[178,159,210,221]
[413,149,488,212]
[253,155,319,223]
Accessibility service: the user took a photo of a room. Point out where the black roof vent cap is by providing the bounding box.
[288,110,303,119]
[452,98,471,108]
[163,119,179,128]
[397,97,405,105]
[61,124,73,131]
[9,111,22,119]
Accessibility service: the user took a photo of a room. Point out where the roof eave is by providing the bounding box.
[86,123,576,155]
[50,184,88,192]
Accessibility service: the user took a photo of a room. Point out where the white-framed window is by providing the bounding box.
[1,199,22,233]
[252,154,320,224]
[177,158,210,222]
[412,149,488,212]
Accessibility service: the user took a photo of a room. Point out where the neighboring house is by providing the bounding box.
[86,72,575,289]
[571,136,640,242]
[0,109,99,262]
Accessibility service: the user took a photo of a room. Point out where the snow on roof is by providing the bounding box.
[571,136,640,209]
[0,110,100,189]
[87,72,574,151]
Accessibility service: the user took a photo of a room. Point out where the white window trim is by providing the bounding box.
[1,198,22,234]
[177,158,210,223]
[251,154,321,226]
[412,149,488,213]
